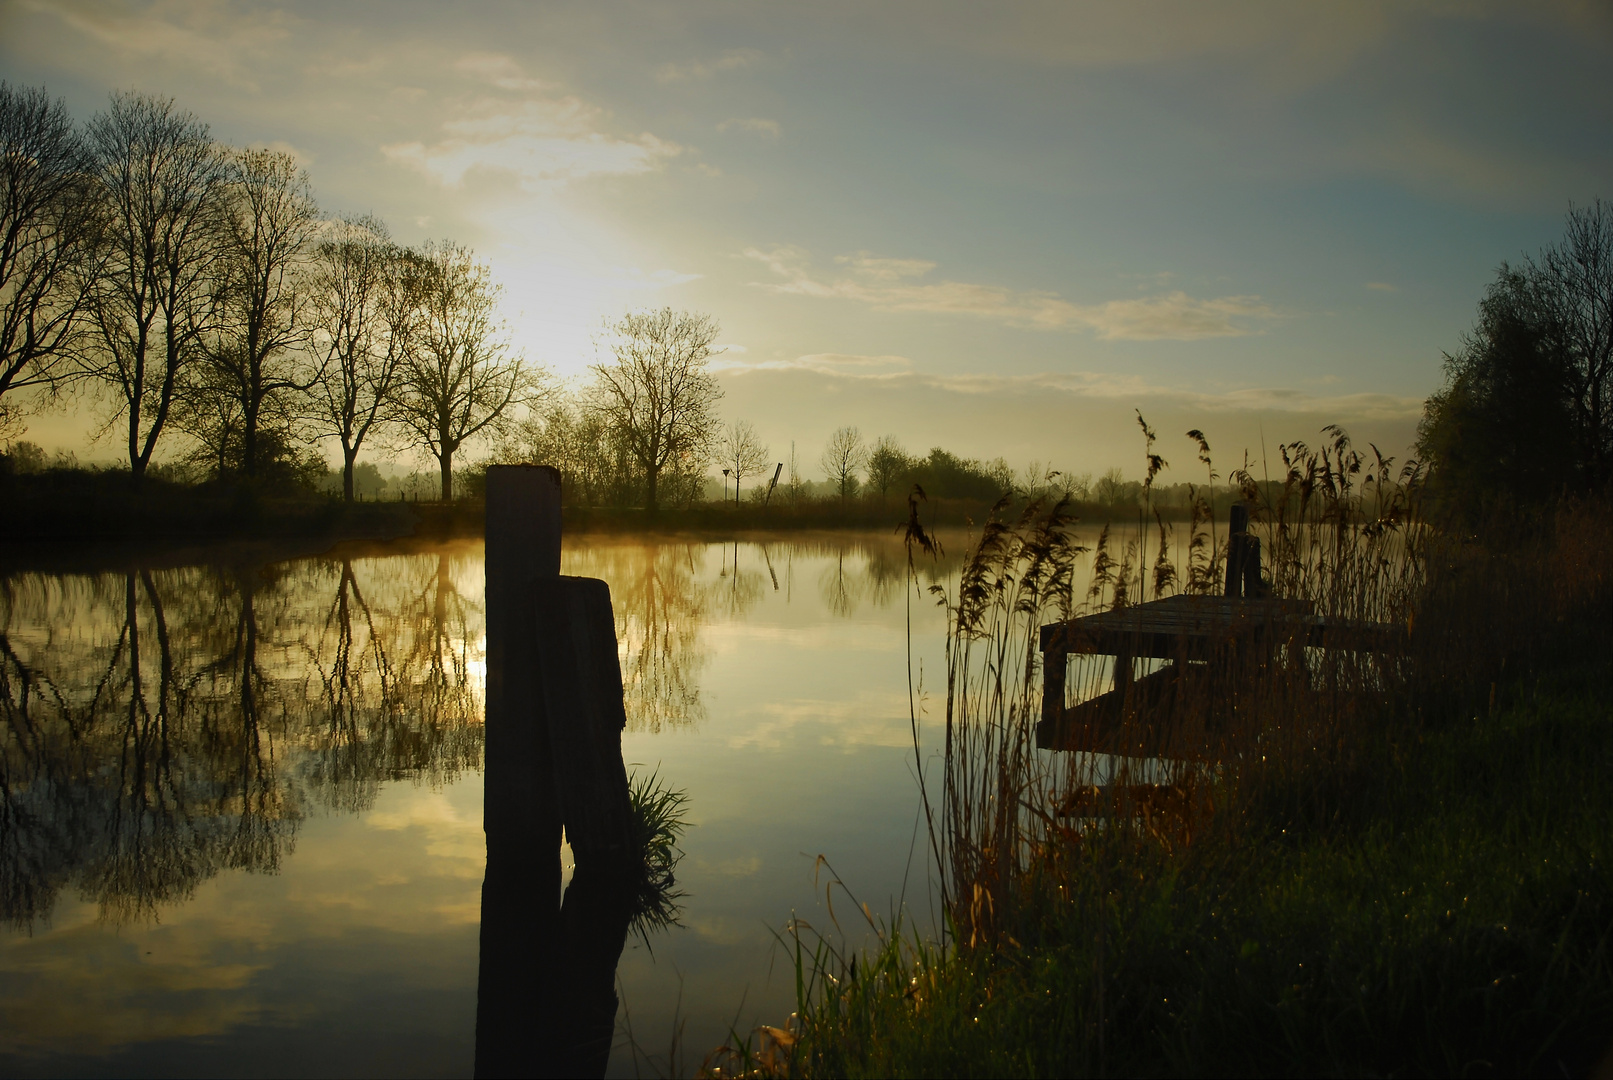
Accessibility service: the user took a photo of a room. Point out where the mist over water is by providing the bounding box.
[0,533,959,1077]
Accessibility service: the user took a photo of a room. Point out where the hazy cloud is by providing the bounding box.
[723,361,1423,420]
[27,0,294,90]
[454,52,547,92]
[716,116,781,139]
[743,246,1280,340]
[713,351,914,376]
[654,48,764,83]
[384,56,681,189]
[1365,281,1397,291]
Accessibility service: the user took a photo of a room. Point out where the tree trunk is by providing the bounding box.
[243,398,259,478]
[343,446,357,503]
[440,451,453,502]
[128,405,145,481]
[645,465,658,512]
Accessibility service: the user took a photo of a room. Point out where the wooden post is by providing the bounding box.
[1225,503,1249,599]
[478,464,563,1080]
[533,576,634,862]
[1041,642,1067,730]
[482,464,562,847]
[1242,534,1264,599]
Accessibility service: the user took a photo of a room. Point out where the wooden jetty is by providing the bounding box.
[1037,506,1403,757]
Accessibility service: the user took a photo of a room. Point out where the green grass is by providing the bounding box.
[787,654,1613,1077]
[626,767,690,941]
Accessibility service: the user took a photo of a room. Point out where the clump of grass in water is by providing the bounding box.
[626,766,689,940]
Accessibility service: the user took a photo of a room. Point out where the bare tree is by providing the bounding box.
[719,419,770,505]
[820,425,866,505]
[307,216,411,501]
[865,434,910,501]
[83,92,229,479]
[201,148,322,479]
[394,241,529,500]
[0,83,96,438]
[588,307,723,512]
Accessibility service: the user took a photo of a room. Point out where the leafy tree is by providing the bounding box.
[0,83,96,439]
[720,419,769,505]
[865,434,911,501]
[83,92,230,479]
[1418,269,1575,515]
[1419,200,1613,514]
[394,241,529,500]
[588,307,722,512]
[820,425,866,505]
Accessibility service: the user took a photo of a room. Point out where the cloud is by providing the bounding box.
[713,351,914,376]
[719,359,1422,420]
[742,246,1281,340]
[454,51,547,91]
[1364,281,1397,291]
[27,0,294,90]
[654,48,764,83]
[383,56,680,189]
[717,116,781,139]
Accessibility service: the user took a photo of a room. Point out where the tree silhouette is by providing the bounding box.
[393,242,530,500]
[589,308,722,512]
[83,92,230,480]
[0,83,96,439]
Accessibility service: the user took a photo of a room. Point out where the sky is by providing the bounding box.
[3,0,1610,480]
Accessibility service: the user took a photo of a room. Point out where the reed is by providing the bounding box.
[748,424,1613,1078]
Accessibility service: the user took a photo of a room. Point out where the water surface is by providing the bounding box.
[0,533,957,1077]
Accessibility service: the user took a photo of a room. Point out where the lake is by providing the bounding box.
[0,532,966,1078]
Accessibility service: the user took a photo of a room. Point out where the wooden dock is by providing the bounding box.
[1037,508,1403,757]
[1037,594,1403,755]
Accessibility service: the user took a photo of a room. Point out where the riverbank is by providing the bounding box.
[0,467,1193,559]
[781,650,1612,1077]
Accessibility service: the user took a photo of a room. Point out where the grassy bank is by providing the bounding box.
[779,656,1612,1077]
[720,441,1613,1078]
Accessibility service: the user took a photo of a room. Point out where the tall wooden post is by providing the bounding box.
[477,465,563,1080]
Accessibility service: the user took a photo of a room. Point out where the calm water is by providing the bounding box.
[0,533,960,1078]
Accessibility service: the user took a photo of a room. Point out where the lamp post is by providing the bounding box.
[721,468,731,507]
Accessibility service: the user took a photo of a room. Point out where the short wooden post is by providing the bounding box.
[533,576,634,862]
[1225,504,1249,599]
[1242,534,1264,599]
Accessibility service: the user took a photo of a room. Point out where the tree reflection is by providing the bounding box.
[568,543,733,734]
[0,553,486,929]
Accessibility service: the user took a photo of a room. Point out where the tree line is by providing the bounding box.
[0,82,548,499]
